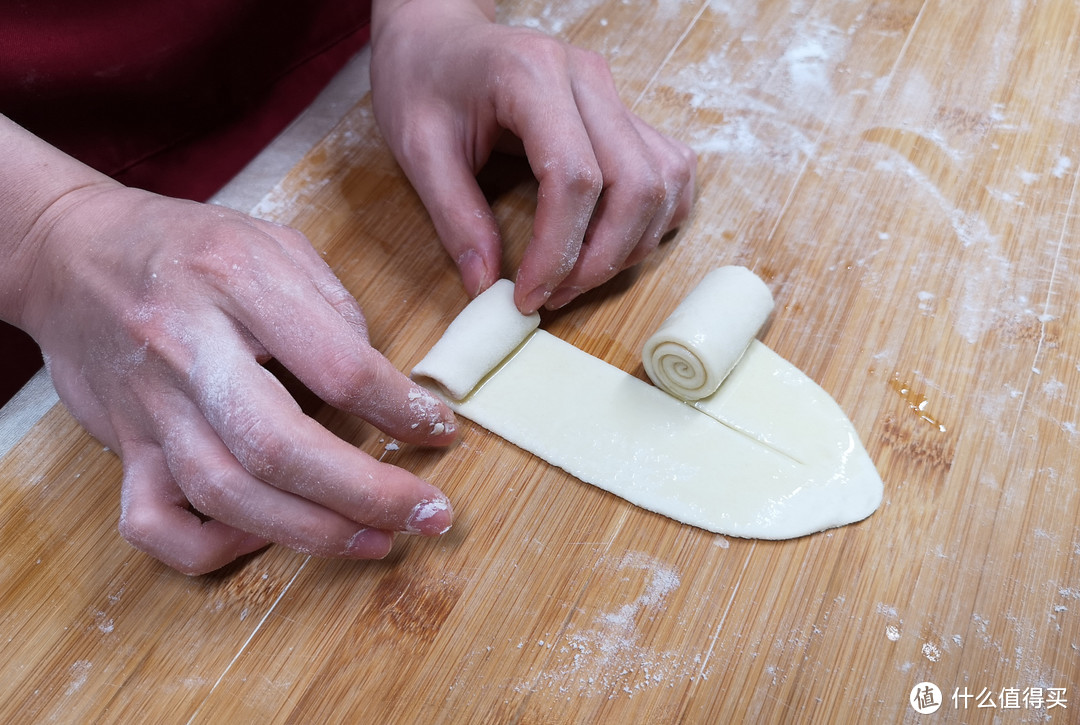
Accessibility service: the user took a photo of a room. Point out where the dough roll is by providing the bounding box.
[642,266,774,401]
[412,279,540,400]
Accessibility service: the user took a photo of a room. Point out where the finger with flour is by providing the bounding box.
[183,338,454,538]
[203,216,459,447]
[118,439,271,575]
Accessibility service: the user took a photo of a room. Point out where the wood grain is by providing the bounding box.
[2,1,1079,721]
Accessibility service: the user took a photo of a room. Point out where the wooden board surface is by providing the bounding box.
[2,1,1079,721]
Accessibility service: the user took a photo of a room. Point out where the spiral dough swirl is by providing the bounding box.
[647,342,716,400]
[642,267,775,402]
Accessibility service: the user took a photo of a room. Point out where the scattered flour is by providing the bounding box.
[921,641,942,662]
[782,33,838,93]
[875,602,899,619]
[876,605,902,643]
[1051,155,1073,179]
[1041,378,1066,400]
[1018,169,1040,185]
[94,612,114,635]
[669,50,816,169]
[407,387,455,437]
[868,151,1017,345]
[516,551,706,698]
[65,660,93,696]
[498,0,603,35]
[876,603,902,642]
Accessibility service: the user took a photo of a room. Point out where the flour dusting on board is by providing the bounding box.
[499,0,700,36]
[867,151,1022,345]
[659,15,855,172]
[65,660,93,696]
[516,551,709,698]
[1051,155,1073,179]
[497,0,602,35]
[250,171,331,222]
[250,106,376,222]
[876,602,903,642]
[669,51,816,169]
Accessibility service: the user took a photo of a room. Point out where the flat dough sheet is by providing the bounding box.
[413,276,882,539]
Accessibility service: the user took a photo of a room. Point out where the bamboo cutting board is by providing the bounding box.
[2,1,1079,721]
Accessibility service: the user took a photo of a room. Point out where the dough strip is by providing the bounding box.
[412,278,882,539]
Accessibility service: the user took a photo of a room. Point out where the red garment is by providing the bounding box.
[2,0,371,200]
[0,0,372,404]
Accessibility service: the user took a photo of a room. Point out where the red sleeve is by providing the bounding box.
[1,0,372,201]
[0,1,372,402]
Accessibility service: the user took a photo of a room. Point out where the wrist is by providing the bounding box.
[0,115,117,333]
[372,0,495,45]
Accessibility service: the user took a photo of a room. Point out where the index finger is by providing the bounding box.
[182,330,454,537]
[491,41,604,313]
[205,221,458,447]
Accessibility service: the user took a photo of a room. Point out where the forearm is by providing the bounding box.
[0,115,115,329]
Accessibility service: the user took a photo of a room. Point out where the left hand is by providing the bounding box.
[15,182,458,574]
[370,0,696,314]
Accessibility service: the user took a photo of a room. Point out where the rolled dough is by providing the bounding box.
[412,272,882,539]
[643,266,774,401]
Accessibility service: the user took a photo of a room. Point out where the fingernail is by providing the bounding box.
[521,283,555,314]
[404,498,454,536]
[345,528,393,559]
[457,250,489,298]
[546,286,582,310]
[407,387,457,440]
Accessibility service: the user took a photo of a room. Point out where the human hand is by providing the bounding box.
[17,184,457,574]
[370,0,696,313]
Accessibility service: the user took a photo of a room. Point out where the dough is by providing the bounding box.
[412,273,882,539]
[412,283,539,400]
[643,266,774,401]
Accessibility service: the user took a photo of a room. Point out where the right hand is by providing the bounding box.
[370,0,697,313]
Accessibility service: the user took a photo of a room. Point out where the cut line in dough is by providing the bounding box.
[413,270,882,539]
